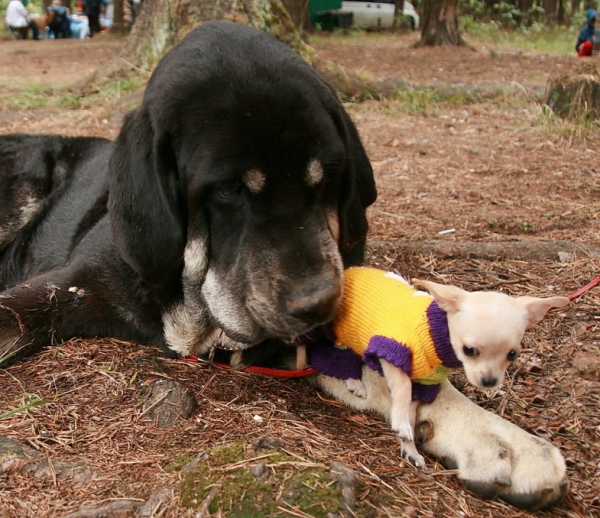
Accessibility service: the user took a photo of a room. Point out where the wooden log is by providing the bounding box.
[368,239,600,261]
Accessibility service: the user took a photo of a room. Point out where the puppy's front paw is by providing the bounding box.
[345,378,367,398]
[400,440,426,469]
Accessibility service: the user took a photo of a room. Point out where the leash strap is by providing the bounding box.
[181,355,317,378]
[567,275,600,301]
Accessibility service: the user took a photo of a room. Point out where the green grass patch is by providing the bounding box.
[461,18,579,54]
[165,455,197,473]
[0,393,50,420]
[536,102,600,141]
[89,77,143,102]
[0,83,51,110]
[387,85,483,116]
[310,17,579,55]
[0,75,142,112]
[179,442,345,517]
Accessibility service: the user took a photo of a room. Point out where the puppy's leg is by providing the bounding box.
[314,371,568,510]
[418,380,568,510]
[396,400,425,468]
[378,360,426,468]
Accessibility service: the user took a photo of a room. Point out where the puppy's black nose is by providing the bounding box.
[287,283,341,325]
[481,377,498,388]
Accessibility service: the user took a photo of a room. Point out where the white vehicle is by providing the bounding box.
[342,0,420,30]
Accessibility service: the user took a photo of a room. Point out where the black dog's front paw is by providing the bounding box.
[0,304,37,367]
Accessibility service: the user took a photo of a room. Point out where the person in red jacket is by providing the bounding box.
[576,9,597,57]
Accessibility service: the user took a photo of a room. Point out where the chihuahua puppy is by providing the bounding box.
[327,267,569,468]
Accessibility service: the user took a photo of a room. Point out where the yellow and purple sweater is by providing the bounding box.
[305,267,462,403]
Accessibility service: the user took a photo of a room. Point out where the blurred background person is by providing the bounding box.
[83,0,102,36]
[6,0,42,40]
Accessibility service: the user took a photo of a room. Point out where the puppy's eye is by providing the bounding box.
[507,350,519,361]
[463,346,479,357]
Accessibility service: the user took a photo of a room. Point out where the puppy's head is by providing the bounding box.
[413,279,569,389]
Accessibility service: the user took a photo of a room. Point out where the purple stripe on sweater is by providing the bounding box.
[427,301,462,369]
[307,341,364,380]
[364,335,412,377]
[412,382,441,403]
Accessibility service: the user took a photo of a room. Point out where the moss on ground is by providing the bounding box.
[179,442,345,516]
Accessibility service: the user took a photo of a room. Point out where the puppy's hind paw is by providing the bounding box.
[345,378,367,398]
[418,381,569,510]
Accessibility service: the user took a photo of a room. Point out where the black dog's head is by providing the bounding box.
[108,21,376,354]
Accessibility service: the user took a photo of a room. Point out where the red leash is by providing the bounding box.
[565,274,600,331]
[567,275,600,301]
[181,355,317,378]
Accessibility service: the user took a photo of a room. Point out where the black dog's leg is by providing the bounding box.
[1,293,51,366]
[0,300,41,366]
[0,271,82,366]
[0,263,171,367]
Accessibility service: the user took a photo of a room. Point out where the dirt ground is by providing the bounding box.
[0,32,599,517]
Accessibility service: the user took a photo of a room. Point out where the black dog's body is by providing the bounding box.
[0,21,376,366]
[0,135,171,361]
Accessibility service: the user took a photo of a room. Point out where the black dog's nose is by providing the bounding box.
[287,283,341,325]
[481,377,498,388]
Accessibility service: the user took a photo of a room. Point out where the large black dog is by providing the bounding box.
[0,21,568,510]
[0,21,376,365]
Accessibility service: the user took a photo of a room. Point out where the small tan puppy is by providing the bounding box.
[329,267,569,468]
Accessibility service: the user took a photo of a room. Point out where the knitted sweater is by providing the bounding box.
[314,267,462,401]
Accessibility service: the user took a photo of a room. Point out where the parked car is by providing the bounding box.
[341,0,420,30]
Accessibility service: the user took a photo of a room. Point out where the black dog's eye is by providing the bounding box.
[217,183,241,198]
[507,350,519,361]
[463,346,479,357]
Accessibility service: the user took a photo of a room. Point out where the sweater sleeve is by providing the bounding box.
[364,335,412,377]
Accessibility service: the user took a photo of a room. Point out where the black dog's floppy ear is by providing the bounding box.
[108,107,186,297]
[333,107,377,267]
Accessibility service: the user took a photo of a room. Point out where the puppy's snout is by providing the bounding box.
[481,376,499,388]
[287,282,341,326]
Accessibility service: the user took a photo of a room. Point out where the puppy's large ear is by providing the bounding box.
[332,106,377,267]
[108,107,186,300]
[517,296,569,329]
[412,279,467,314]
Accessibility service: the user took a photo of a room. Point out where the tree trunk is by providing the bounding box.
[543,0,557,23]
[557,0,565,24]
[570,0,579,14]
[71,0,313,94]
[112,0,126,33]
[418,0,463,46]
[281,0,309,29]
[392,0,405,31]
[519,0,533,13]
